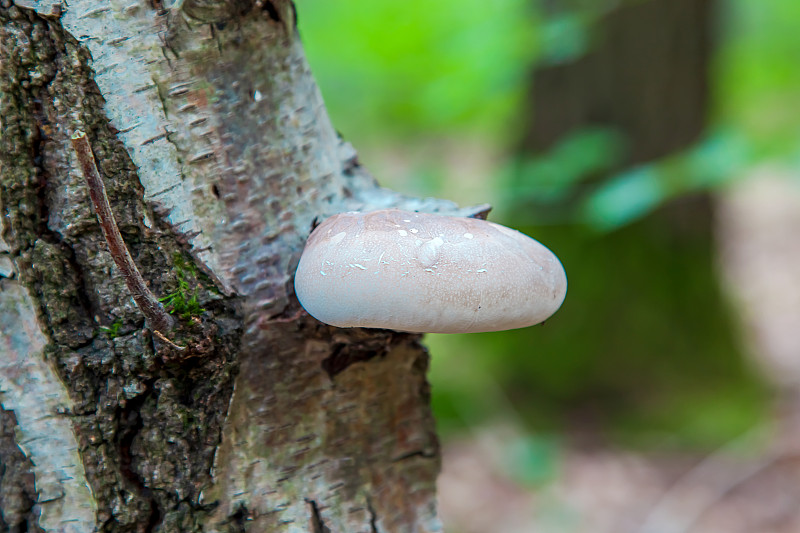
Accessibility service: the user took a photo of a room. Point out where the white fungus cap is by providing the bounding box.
[294,209,567,333]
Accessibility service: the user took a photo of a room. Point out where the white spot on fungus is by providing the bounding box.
[398,230,408,237]
[330,231,346,245]
[418,237,444,267]
[464,233,474,239]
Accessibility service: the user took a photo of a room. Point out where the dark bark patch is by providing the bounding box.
[0,409,44,533]
[391,449,437,463]
[224,504,249,533]
[320,329,421,378]
[181,0,254,24]
[149,0,165,16]
[321,342,382,379]
[260,0,281,23]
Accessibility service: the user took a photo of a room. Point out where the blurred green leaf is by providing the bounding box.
[539,12,590,64]
[507,127,625,203]
[582,167,663,230]
[502,434,562,486]
[581,129,754,231]
[297,0,540,143]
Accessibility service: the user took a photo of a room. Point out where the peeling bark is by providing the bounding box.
[0,278,97,532]
[1,0,475,531]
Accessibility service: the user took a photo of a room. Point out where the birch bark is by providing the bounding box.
[0,1,482,530]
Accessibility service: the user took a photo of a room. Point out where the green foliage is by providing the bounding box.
[159,280,204,320]
[299,0,800,227]
[571,0,800,228]
[538,10,591,64]
[297,0,539,144]
[497,127,626,224]
[717,0,800,155]
[512,128,626,203]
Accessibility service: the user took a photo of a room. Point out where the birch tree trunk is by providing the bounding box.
[0,1,483,531]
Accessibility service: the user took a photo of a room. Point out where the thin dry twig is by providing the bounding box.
[153,329,186,351]
[71,130,174,333]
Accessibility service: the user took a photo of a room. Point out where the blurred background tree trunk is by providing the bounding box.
[0,1,478,531]
[504,0,755,432]
[525,0,713,162]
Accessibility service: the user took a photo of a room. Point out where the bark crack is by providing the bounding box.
[391,449,438,463]
[366,496,379,533]
[305,499,330,533]
[115,379,163,533]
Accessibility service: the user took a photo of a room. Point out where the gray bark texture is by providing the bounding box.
[0,0,483,531]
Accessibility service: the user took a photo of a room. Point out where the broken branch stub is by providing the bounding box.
[70,130,174,333]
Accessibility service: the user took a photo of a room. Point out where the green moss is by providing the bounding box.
[159,253,206,320]
[100,319,123,339]
[160,279,205,319]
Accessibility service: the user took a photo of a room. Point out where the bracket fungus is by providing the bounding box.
[294,209,567,333]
